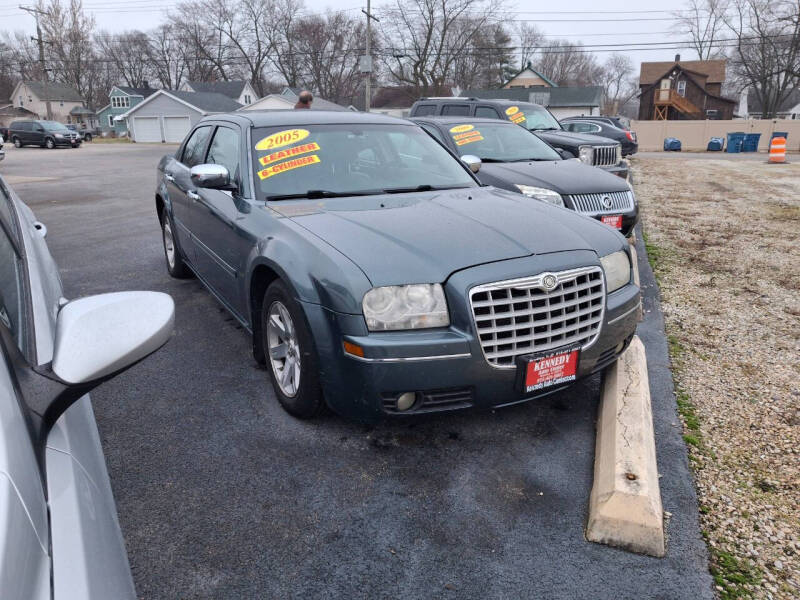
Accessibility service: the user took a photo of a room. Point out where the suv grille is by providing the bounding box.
[567,190,635,214]
[469,267,605,368]
[592,145,621,167]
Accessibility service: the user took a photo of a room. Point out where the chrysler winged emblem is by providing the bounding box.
[541,273,558,291]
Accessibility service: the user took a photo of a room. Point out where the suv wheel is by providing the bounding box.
[84,133,92,142]
[261,280,325,419]
[44,137,55,149]
[12,137,21,148]
[160,208,192,278]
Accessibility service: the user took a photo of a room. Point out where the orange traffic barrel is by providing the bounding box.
[769,136,786,163]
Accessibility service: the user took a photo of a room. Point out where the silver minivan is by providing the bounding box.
[0,174,174,598]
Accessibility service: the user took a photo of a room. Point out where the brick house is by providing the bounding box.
[637,56,736,120]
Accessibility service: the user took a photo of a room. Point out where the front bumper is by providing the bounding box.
[303,251,641,421]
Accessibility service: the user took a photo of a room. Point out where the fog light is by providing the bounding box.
[396,392,416,412]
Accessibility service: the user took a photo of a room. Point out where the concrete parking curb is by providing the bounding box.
[586,335,665,557]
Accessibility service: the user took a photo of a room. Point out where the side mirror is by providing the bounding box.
[460,154,482,173]
[51,291,174,384]
[556,148,575,160]
[190,163,234,190]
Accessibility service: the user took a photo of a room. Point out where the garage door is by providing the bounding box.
[163,116,191,143]
[133,117,161,143]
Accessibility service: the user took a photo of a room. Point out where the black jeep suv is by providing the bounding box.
[8,120,81,149]
[410,98,628,179]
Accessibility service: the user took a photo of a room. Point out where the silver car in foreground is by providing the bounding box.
[0,174,174,598]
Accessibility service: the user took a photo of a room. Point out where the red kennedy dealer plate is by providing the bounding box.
[601,214,623,229]
[516,347,580,393]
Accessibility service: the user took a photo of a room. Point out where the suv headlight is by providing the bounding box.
[578,145,593,164]
[363,284,449,331]
[514,185,564,207]
[54,133,64,138]
[600,251,632,293]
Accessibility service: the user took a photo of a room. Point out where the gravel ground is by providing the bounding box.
[631,156,800,599]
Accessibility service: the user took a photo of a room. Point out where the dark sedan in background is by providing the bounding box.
[155,111,640,422]
[560,117,638,156]
[413,116,638,237]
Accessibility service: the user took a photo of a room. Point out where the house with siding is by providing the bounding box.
[97,85,157,136]
[179,80,258,106]
[9,81,87,123]
[119,89,241,143]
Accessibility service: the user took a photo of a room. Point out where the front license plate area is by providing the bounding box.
[601,214,623,229]
[515,347,580,394]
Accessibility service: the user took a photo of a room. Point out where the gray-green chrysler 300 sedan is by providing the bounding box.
[155,111,641,421]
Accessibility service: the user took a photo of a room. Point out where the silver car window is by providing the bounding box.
[0,223,25,351]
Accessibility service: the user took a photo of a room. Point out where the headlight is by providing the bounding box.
[54,133,64,138]
[363,284,449,331]
[600,251,632,293]
[514,185,564,207]
[578,145,593,164]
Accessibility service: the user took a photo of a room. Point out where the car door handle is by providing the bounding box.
[187,190,200,201]
[164,174,175,182]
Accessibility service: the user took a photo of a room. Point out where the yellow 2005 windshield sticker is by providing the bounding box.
[453,130,481,141]
[258,154,320,180]
[456,135,484,146]
[255,129,310,151]
[259,142,320,166]
[505,106,519,116]
[449,124,474,133]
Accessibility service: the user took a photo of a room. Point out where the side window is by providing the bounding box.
[441,104,471,116]
[414,104,436,116]
[420,123,446,145]
[475,106,500,119]
[181,126,212,168]
[205,126,241,181]
[0,194,26,351]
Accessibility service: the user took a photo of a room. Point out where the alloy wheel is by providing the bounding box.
[163,218,176,268]
[267,301,301,397]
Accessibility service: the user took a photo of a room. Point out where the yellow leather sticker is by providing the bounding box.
[259,142,320,166]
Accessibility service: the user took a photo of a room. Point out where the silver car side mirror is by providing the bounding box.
[51,291,174,384]
[460,154,482,173]
[190,163,232,190]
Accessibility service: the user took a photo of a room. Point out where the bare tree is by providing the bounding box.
[379,0,504,96]
[95,31,152,88]
[263,0,306,88]
[513,22,544,70]
[726,0,800,117]
[533,41,603,86]
[601,53,638,115]
[145,24,187,90]
[673,0,729,60]
[169,1,234,83]
[451,22,514,89]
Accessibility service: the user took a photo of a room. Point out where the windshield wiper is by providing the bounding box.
[267,189,377,200]
[533,127,561,131]
[381,184,470,194]
[478,158,505,163]
[510,157,553,162]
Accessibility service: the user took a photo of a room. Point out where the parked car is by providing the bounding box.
[7,120,81,149]
[413,117,638,236]
[409,98,628,179]
[0,173,174,598]
[66,124,99,142]
[0,133,4,161]
[560,117,638,156]
[156,111,640,421]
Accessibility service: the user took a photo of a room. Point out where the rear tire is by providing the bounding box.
[84,133,92,142]
[45,137,55,149]
[12,137,21,148]
[261,280,325,419]
[160,207,192,278]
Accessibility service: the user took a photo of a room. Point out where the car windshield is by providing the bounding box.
[251,123,477,200]
[444,122,560,162]
[505,105,563,131]
[39,121,70,131]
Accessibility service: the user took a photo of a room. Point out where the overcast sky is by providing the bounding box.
[0,0,703,72]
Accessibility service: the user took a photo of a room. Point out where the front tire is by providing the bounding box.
[160,207,192,278]
[84,133,92,142]
[261,280,325,419]
[45,137,55,149]
[12,137,21,148]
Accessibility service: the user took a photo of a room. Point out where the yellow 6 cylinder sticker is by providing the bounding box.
[255,128,310,151]
[258,155,321,180]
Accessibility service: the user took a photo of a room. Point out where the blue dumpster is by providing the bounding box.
[742,133,761,152]
[707,136,725,151]
[663,137,682,151]
[726,132,745,153]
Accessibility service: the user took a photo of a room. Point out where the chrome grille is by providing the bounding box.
[567,190,635,214]
[469,267,605,368]
[592,145,621,167]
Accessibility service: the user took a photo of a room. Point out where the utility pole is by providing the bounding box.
[361,2,379,113]
[20,5,52,120]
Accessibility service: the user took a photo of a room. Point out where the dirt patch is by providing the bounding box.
[631,156,800,600]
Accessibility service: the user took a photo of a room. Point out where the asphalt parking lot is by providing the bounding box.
[3,143,714,599]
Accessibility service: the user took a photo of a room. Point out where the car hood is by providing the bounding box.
[276,187,624,286]
[534,129,618,147]
[480,160,630,195]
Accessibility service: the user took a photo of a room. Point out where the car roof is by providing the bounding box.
[412,116,515,126]
[204,110,412,128]
[417,98,541,108]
